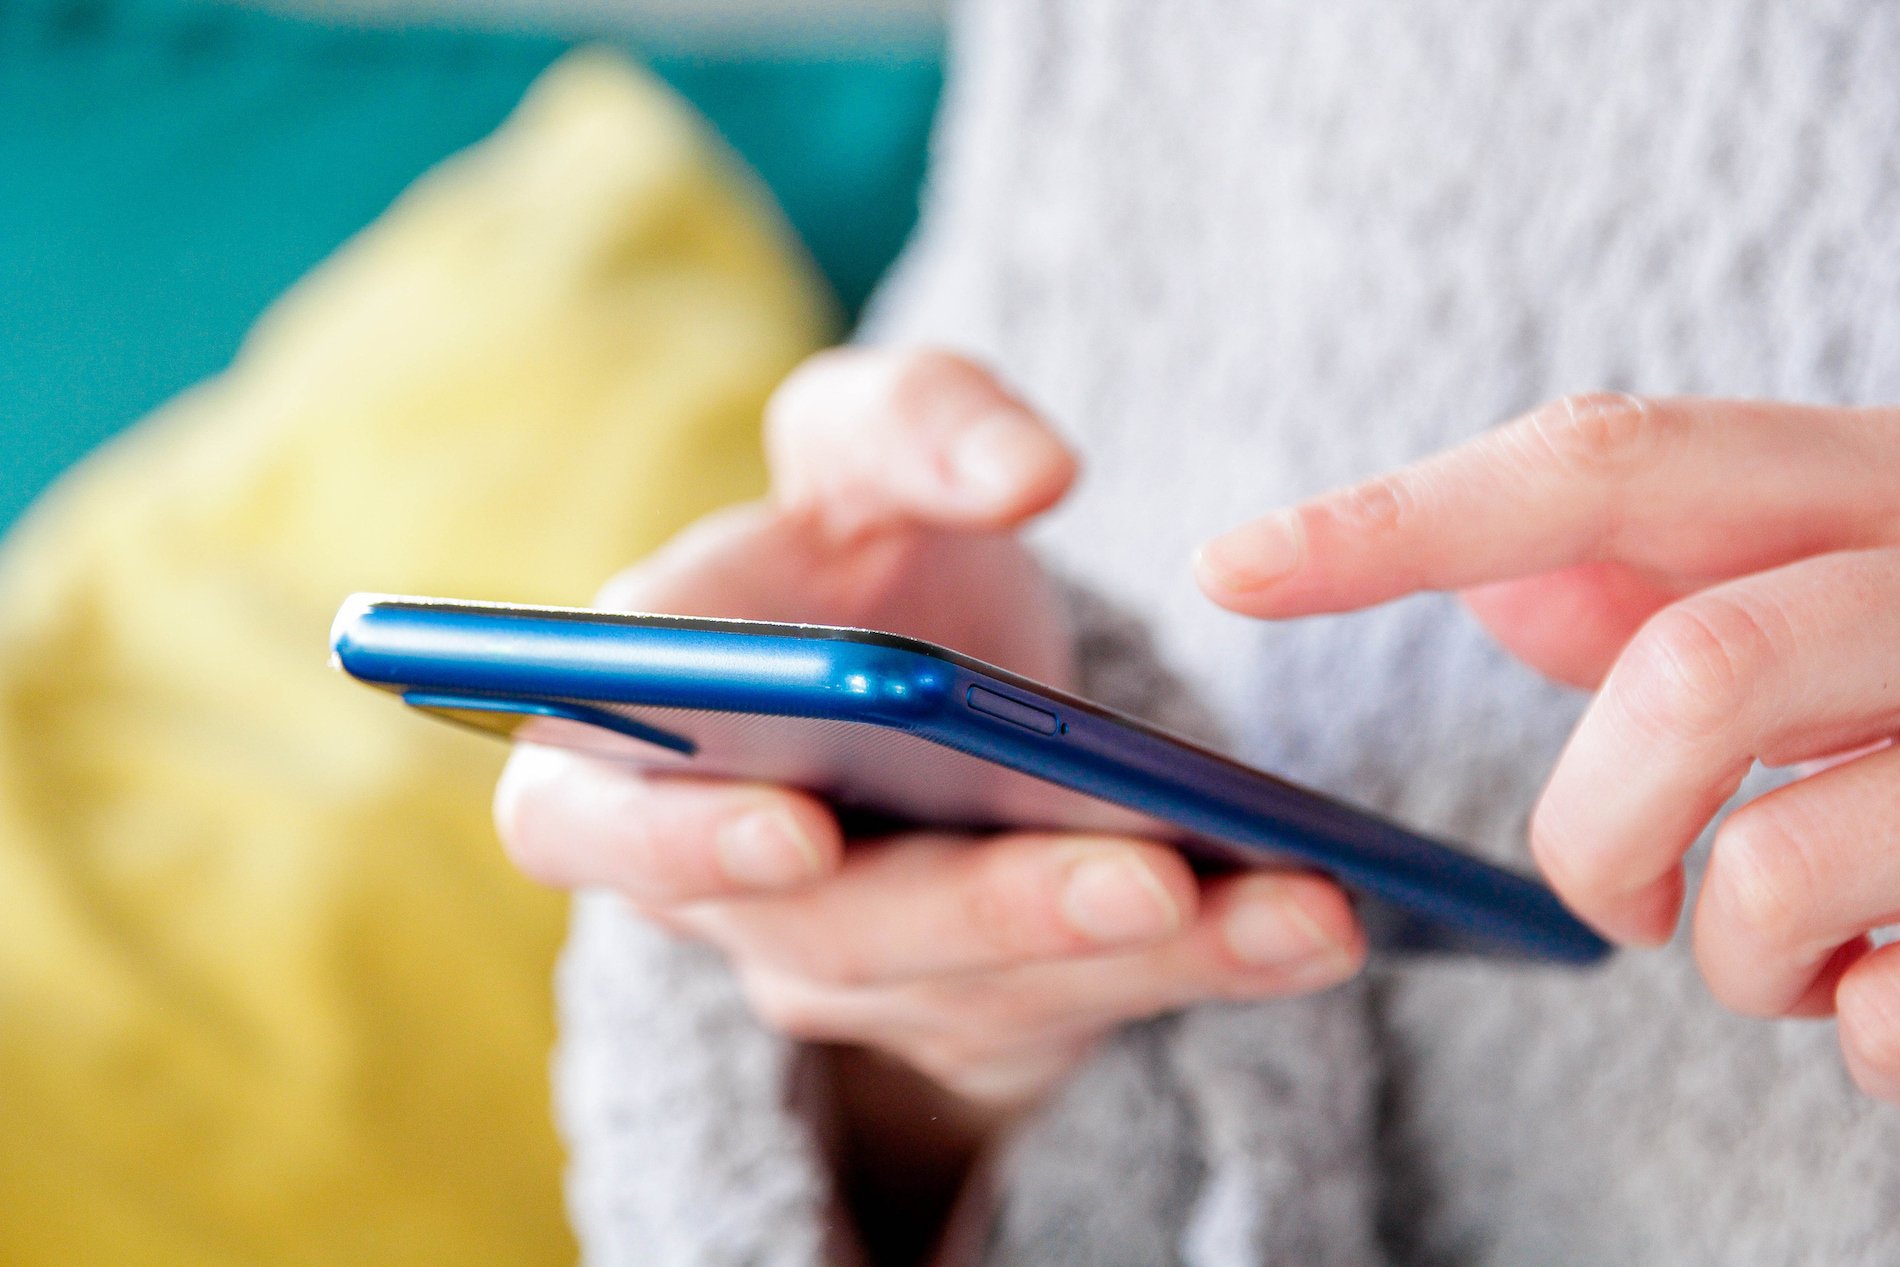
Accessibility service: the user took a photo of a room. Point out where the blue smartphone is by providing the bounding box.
[330,594,1609,965]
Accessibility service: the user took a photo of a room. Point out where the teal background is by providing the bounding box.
[0,0,941,529]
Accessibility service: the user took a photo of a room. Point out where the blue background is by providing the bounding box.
[1,0,941,528]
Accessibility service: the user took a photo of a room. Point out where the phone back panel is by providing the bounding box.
[423,695,1196,840]
[335,596,1612,964]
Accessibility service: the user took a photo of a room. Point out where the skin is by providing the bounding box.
[493,348,1365,1256]
[499,359,1900,1255]
[1195,390,1900,1098]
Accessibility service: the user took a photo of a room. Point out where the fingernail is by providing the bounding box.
[1223,886,1348,970]
[949,411,1048,504]
[716,810,824,889]
[1061,853,1182,945]
[1196,512,1306,594]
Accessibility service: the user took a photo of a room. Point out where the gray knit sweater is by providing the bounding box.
[556,2,1900,1262]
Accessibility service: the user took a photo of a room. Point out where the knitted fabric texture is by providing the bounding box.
[558,2,1900,1262]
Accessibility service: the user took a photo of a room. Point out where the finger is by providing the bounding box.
[731,870,1362,1082]
[674,831,1201,987]
[587,500,919,625]
[588,500,1059,668]
[765,346,1078,536]
[1460,561,1687,689]
[494,742,842,903]
[917,869,1367,1032]
[590,500,790,616]
[1195,395,1897,619]
[1693,742,1900,1017]
[1530,548,1900,944]
[1837,942,1900,1103]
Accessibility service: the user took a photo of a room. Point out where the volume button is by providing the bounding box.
[966,685,1059,735]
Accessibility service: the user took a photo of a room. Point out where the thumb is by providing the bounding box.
[591,500,971,629]
[765,347,1077,537]
[590,502,813,619]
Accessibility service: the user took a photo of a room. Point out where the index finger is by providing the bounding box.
[1194,394,1894,619]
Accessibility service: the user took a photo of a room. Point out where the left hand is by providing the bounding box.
[1193,393,1900,1101]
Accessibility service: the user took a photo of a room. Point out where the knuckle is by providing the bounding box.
[958,866,1046,962]
[599,815,677,900]
[604,806,724,906]
[1320,472,1415,537]
[1711,804,1822,953]
[1523,392,1667,479]
[1617,596,1780,746]
[959,890,1025,962]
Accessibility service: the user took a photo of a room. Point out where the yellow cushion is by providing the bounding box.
[0,50,831,1264]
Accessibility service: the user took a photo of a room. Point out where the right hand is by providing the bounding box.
[494,347,1366,1115]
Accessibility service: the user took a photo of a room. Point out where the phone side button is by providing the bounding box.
[966,685,1059,735]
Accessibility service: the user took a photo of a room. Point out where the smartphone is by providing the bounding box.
[329,594,1609,964]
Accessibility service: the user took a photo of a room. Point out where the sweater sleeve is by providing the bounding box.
[976,580,1389,1267]
[555,890,840,1267]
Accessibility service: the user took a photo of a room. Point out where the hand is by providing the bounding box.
[496,347,1364,1123]
[1195,392,1900,1100]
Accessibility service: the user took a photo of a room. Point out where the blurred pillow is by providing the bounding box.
[0,49,830,1264]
